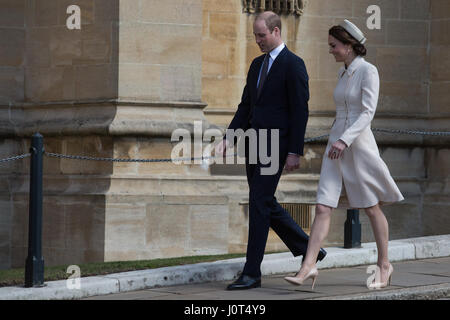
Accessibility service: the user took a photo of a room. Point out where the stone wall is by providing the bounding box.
[202,0,450,248]
[0,0,27,270]
[25,0,118,103]
[0,0,25,105]
[0,0,210,269]
[422,0,450,236]
[203,0,438,121]
[430,0,450,117]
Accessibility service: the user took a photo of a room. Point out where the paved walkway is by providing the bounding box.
[84,256,450,300]
[1,235,449,300]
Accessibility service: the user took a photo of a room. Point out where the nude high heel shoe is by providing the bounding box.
[368,263,394,289]
[284,267,319,290]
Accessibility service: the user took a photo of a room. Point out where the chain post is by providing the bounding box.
[344,209,362,249]
[25,133,45,288]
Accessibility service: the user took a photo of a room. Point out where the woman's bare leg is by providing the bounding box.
[365,204,391,282]
[295,204,333,277]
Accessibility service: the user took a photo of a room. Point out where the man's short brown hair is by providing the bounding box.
[255,11,282,33]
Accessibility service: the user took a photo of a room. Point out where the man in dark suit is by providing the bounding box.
[216,11,326,290]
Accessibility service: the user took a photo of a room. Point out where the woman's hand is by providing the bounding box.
[328,139,348,160]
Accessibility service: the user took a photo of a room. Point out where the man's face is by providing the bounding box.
[253,19,279,53]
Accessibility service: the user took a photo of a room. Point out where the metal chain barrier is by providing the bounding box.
[0,128,448,165]
[0,153,31,163]
[372,128,450,136]
[304,134,330,142]
[44,152,215,163]
[42,128,449,163]
[43,134,332,163]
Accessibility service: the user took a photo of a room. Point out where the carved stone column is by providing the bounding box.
[0,0,225,268]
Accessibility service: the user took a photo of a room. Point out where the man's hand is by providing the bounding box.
[284,154,300,172]
[215,139,229,157]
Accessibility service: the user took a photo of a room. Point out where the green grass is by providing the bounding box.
[0,253,253,287]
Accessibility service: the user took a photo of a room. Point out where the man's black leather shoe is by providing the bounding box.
[226,275,261,290]
[317,248,327,262]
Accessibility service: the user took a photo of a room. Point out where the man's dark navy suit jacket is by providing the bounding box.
[227,46,309,156]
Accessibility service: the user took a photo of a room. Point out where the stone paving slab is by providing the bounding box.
[84,256,450,300]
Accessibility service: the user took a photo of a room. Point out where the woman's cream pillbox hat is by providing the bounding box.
[339,19,367,44]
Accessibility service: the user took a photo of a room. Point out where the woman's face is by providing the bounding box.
[328,35,351,62]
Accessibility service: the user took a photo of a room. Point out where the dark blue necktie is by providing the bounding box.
[257,54,269,98]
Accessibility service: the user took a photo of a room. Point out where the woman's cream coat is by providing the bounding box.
[316,56,404,208]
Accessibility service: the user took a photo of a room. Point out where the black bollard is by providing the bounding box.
[25,133,45,287]
[344,209,361,248]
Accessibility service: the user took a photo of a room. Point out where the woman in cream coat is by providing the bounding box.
[285,20,404,289]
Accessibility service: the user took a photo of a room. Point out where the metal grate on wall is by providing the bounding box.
[280,202,312,232]
[240,201,312,233]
